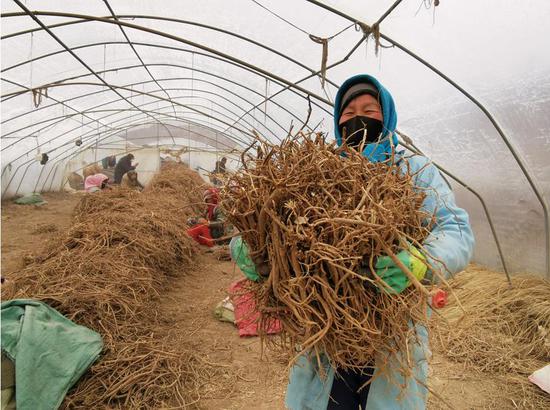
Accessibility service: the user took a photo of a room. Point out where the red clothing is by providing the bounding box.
[186,224,214,247]
[187,188,222,246]
[203,188,220,220]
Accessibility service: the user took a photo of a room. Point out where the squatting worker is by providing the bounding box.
[114,153,139,184]
[186,188,226,247]
[84,173,110,193]
[234,74,474,410]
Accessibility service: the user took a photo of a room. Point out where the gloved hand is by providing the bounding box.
[375,245,428,294]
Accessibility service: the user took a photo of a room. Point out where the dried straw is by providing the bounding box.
[432,266,550,408]
[2,164,217,409]
[31,222,59,234]
[222,133,446,374]
[213,245,232,261]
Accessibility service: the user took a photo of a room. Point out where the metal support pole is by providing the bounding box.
[399,138,512,285]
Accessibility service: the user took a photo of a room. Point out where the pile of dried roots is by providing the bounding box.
[222,133,445,372]
[2,164,215,408]
[433,266,550,408]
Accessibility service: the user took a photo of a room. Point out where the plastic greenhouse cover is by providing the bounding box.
[1,0,549,277]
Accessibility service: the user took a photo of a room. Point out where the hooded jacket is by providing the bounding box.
[285,74,474,410]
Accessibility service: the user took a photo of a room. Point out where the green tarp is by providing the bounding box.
[13,193,47,206]
[1,299,103,410]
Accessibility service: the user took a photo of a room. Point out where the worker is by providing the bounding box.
[121,170,144,191]
[186,188,227,247]
[101,155,116,169]
[84,173,110,193]
[213,156,227,174]
[114,153,139,184]
[234,74,474,409]
[211,157,227,186]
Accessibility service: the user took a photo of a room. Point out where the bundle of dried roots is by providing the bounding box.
[2,164,214,408]
[432,266,550,409]
[222,133,445,373]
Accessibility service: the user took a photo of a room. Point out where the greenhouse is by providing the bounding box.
[1,1,549,409]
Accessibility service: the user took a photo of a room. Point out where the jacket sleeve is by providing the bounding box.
[411,156,475,280]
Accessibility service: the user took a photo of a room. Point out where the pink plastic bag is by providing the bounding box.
[229,279,282,337]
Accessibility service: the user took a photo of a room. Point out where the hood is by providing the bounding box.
[84,173,108,191]
[333,74,399,162]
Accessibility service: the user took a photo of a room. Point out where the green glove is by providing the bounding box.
[229,236,260,281]
[375,246,427,294]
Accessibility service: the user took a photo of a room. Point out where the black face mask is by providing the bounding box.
[339,116,384,149]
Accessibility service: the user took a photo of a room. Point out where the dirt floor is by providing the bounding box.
[0,193,541,409]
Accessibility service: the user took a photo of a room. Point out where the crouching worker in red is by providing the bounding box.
[186,188,226,247]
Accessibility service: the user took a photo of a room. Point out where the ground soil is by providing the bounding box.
[0,193,535,409]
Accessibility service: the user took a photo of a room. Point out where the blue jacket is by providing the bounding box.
[285,74,474,410]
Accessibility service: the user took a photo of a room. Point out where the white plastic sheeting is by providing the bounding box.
[1,1,549,276]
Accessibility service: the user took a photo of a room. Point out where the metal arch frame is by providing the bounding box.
[2,2,369,192]
[0,11,344,160]
[100,0,179,123]
[0,10,334,108]
[0,9,328,149]
[10,2,181,147]
[1,70,304,142]
[1,82,287,142]
[1,78,117,135]
[0,0,405,167]
[3,0,403,198]
[1,42,327,133]
[1,57,313,150]
[3,42,330,145]
[398,138,511,283]
[304,0,550,277]
[0,11,341,91]
[2,56,319,144]
[2,81,259,137]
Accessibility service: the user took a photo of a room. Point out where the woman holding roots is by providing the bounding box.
[233,74,474,409]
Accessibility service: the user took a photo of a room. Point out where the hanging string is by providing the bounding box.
[252,0,355,90]
[191,52,195,98]
[29,32,33,92]
[32,87,48,108]
[416,0,438,16]
[264,79,269,124]
[103,44,107,79]
[355,22,381,55]
[251,0,309,35]
[309,35,329,88]
[308,22,355,90]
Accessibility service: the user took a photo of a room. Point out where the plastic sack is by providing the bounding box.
[229,236,260,281]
